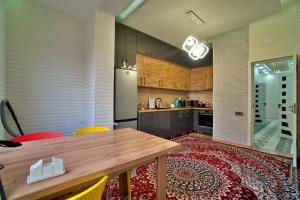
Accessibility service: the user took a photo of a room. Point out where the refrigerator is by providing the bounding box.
[114,68,137,129]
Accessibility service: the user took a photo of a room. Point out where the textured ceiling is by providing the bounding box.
[30,0,130,19]
[123,0,281,48]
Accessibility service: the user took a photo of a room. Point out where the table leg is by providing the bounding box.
[157,154,167,200]
[119,172,128,197]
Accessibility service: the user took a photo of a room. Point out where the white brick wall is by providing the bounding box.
[249,1,300,166]
[94,10,115,129]
[249,1,300,61]
[0,0,5,138]
[5,0,85,136]
[210,27,249,145]
[83,14,96,126]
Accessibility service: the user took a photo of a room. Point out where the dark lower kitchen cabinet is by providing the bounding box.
[139,112,171,138]
[171,110,193,136]
[139,110,193,138]
[139,112,153,133]
[153,112,171,138]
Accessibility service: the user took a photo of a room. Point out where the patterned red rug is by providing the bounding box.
[103,135,298,199]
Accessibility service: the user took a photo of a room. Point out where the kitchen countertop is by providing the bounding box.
[138,107,213,113]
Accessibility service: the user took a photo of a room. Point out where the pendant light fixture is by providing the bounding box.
[182,10,209,61]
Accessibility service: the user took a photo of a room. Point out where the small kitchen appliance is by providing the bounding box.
[186,100,199,107]
[155,98,163,109]
[148,97,155,109]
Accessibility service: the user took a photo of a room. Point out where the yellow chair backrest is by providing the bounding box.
[67,176,108,200]
[73,126,109,136]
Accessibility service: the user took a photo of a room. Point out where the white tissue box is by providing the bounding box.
[27,157,65,184]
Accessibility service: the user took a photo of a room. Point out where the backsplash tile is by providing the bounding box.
[188,91,213,105]
[138,87,213,108]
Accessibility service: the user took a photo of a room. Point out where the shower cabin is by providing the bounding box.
[252,57,297,160]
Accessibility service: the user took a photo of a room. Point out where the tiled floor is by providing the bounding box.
[253,119,292,154]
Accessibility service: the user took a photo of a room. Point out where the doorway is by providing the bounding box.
[252,57,297,159]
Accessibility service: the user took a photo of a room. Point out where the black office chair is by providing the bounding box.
[0,100,64,142]
[0,100,20,200]
[0,100,24,137]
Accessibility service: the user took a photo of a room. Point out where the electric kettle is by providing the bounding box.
[155,98,163,109]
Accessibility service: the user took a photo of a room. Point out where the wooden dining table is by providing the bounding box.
[0,128,181,200]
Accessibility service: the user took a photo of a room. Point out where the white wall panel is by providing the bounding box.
[94,10,115,129]
[210,27,249,145]
[0,0,6,138]
[5,0,85,135]
[83,13,96,127]
[249,1,300,61]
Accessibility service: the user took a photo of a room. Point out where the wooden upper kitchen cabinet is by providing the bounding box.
[137,53,160,87]
[137,53,181,90]
[172,64,190,91]
[137,53,146,86]
[190,66,213,91]
[159,61,174,89]
[136,53,212,91]
[205,66,213,90]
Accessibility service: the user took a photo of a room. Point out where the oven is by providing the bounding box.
[198,110,213,127]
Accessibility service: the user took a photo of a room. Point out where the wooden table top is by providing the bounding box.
[0,128,181,200]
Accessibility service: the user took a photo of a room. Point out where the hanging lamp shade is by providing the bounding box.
[183,36,209,60]
[182,36,198,53]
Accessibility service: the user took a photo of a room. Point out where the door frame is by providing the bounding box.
[248,55,298,167]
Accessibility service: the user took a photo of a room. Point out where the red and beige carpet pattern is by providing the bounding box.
[103,135,298,199]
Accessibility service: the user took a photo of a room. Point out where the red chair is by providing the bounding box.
[0,100,63,142]
[11,132,63,142]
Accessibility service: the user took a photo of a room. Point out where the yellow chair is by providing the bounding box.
[67,176,109,200]
[73,126,109,135]
[73,126,131,199]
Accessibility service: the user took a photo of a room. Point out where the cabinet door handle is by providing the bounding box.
[140,77,143,85]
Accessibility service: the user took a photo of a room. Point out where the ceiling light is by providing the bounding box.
[198,43,209,58]
[263,64,272,72]
[182,11,209,60]
[116,0,144,22]
[183,36,198,53]
[189,43,209,60]
[183,37,209,60]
